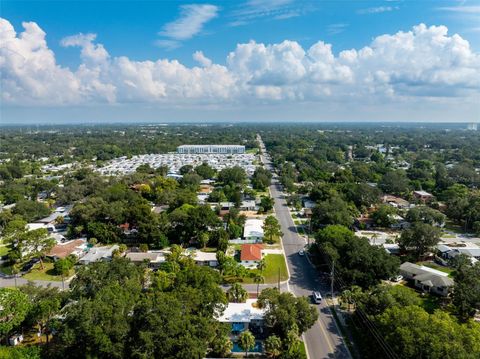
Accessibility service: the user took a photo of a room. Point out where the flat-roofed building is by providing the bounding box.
[217,299,265,334]
[177,145,245,154]
[243,219,264,242]
[125,251,166,268]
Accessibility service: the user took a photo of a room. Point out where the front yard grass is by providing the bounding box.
[443,220,469,234]
[200,247,218,253]
[243,254,288,284]
[23,262,73,282]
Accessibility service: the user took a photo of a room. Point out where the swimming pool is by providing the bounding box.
[231,340,263,353]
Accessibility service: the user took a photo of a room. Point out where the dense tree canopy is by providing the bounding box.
[377,306,480,359]
[315,225,400,288]
[399,222,441,259]
[258,288,318,338]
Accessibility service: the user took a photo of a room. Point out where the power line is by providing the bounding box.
[317,245,400,359]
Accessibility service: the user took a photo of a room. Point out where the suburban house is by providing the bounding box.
[382,195,411,209]
[400,262,454,297]
[27,223,55,232]
[240,200,257,212]
[302,198,316,210]
[35,205,73,226]
[355,215,375,229]
[389,214,410,230]
[240,244,263,267]
[217,299,265,334]
[47,239,87,261]
[303,208,313,218]
[383,243,400,255]
[437,244,480,265]
[197,193,209,204]
[219,202,235,216]
[79,245,119,265]
[243,219,264,242]
[190,250,219,267]
[413,190,434,203]
[125,252,166,268]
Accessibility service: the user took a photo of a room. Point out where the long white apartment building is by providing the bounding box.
[177,145,245,154]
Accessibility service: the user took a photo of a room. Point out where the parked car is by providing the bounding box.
[298,250,305,256]
[390,275,403,282]
[312,291,322,304]
[21,258,40,273]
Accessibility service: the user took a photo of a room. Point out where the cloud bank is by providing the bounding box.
[0,18,479,118]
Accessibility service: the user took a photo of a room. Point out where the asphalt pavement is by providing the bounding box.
[258,136,351,359]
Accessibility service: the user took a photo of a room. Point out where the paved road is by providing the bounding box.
[258,135,351,359]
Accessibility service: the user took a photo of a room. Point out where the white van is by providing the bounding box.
[312,291,322,304]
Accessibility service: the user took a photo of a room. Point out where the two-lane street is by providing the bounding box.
[258,135,351,359]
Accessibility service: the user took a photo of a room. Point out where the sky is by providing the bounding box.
[1,0,479,124]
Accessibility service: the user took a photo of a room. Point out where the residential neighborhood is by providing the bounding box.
[1,124,479,359]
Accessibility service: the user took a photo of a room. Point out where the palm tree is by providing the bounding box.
[253,274,264,297]
[212,335,233,357]
[238,330,255,357]
[11,263,20,288]
[284,325,300,355]
[264,335,282,358]
[257,258,267,272]
[227,282,248,303]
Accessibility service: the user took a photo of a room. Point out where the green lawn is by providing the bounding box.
[200,247,218,253]
[243,254,289,284]
[297,341,307,359]
[23,262,73,282]
[440,232,456,239]
[0,245,10,257]
[443,221,469,234]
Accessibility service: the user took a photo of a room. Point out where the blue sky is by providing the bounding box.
[1,0,479,123]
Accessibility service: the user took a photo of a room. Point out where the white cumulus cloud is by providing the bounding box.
[1,18,479,114]
[61,33,109,64]
[193,51,212,67]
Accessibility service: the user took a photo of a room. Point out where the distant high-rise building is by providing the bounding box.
[177,145,245,154]
[467,123,478,131]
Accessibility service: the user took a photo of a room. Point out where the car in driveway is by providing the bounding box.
[21,258,40,273]
[312,291,322,304]
[298,250,305,256]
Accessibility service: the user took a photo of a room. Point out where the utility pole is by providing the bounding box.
[307,219,312,247]
[331,260,335,301]
[278,268,281,292]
